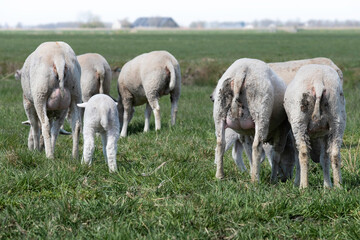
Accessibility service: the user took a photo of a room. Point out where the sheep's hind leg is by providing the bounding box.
[82,129,95,166]
[101,132,108,164]
[144,103,152,132]
[120,100,133,137]
[215,120,226,179]
[148,99,161,131]
[330,141,342,188]
[106,133,118,173]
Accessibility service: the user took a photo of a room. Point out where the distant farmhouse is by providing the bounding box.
[132,17,179,28]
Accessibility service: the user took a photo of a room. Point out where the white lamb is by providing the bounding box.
[117,50,181,137]
[20,41,82,159]
[77,94,120,172]
[213,58,291,182]
[284,64,346,188]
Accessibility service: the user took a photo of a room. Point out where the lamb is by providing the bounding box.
[117,50,181,137]
[77,94,119,172]
[213,58,291,182]
[77,53,112,102]
[284,64,346,188]
[20,41,82,159]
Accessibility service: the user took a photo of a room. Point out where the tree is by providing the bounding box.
[78,11,105,28]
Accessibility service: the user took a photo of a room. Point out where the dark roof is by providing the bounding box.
[133,17,179,28]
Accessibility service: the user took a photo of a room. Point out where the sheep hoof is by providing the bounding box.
[216,172,225,179]
[60,128,71,135]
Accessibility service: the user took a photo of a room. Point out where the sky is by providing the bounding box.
[0,0,359,27]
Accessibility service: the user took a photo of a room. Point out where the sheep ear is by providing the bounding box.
[77,102,87,108]
[15,69,22,80]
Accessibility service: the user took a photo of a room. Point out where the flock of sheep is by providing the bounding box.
[16,41,346,190]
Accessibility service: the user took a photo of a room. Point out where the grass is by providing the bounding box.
[1,30,360,238]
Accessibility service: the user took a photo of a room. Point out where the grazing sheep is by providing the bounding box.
[20,41,82,159]
[213,58,290,182]
[77,53,112,102]
[284,64,346,188]
[77,94,119,172]
[268,57,343,85]
[210,57,342,180]
[117,50,181,137]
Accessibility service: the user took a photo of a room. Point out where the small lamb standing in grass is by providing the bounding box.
[78,94,120,172]
[117,50,181,137]
[284,64,346,188]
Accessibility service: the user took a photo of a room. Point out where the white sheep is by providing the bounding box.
[77,94,119,172]
[284,64,346,188]
[77,53,112,102]
[117,50,181,137]
[213,58,291,182]
[20,41,82,159]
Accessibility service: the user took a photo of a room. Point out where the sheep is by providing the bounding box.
[210,57,342,180]
[20,41,82,159]
[213,58,291,182]
[117,50,181,137]
[284,64,346,188]
[268,57,343,85]
[77,94,119,172]
[77,53,112,102]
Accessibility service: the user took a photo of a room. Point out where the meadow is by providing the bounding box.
[1,29,360,238]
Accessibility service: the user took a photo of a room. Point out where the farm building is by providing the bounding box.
[132,17,179,28]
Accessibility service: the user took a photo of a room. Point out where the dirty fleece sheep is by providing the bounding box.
[117,50,181,137]
[77,53,112,102]
[213,58,290,182]
[284,64,346,188]
[210,57,342,179]
[20,41,82,159]
[78,94,119,172]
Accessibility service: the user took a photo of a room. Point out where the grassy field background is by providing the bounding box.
[1,29,360,238]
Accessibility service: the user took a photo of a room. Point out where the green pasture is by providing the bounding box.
[1,30,360,238]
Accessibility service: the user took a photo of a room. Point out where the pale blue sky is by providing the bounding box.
[0,0,359,27]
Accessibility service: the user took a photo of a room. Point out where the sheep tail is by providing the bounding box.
[311,79,325,122]
[53,57,67,90]
[166,62,176,91]
[96,68,106,94]
[101,111,110,131]
[230,67,247,119]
